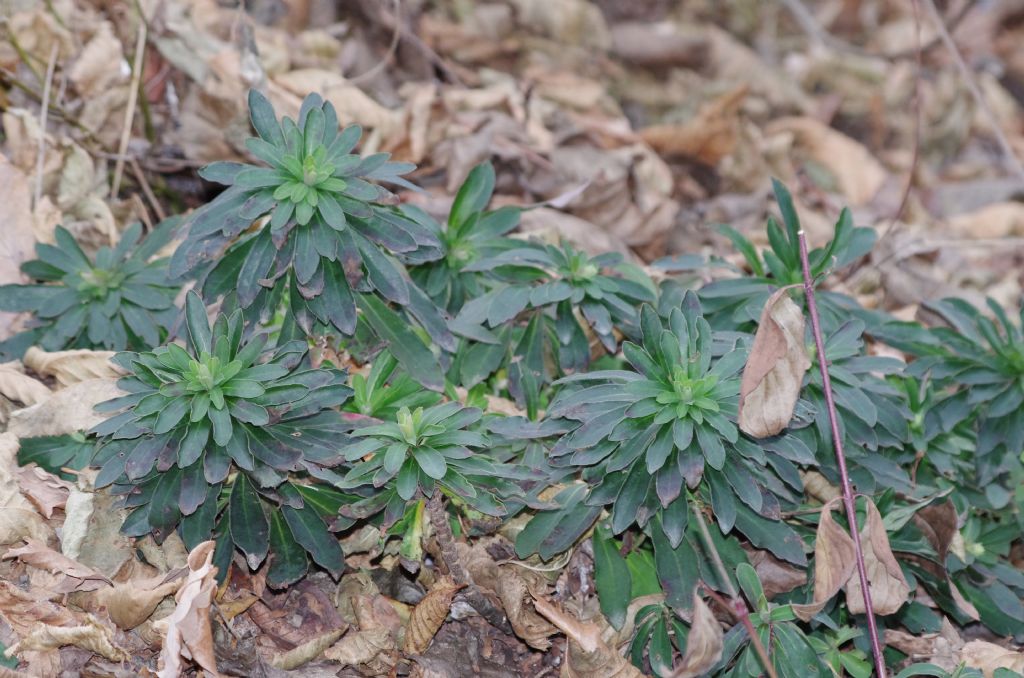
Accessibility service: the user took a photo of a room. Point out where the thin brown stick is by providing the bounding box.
[348,0,403,86]
[798,231,887,677]
[130,157,166,221]
[111,17,148,201]
[33,44,59,209]
[689,499,778,678]
[922,0,1024,188]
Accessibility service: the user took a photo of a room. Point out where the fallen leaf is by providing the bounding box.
[68,21,126,99]
[22,347,120,387]
[15,464,73,518]
[157,540,222,678]
[7,378,122,437]
[509,0,611,49]
[0,363,51,407]
[0,579,78,677]
[738,287,810,438]
[0,159,36,342]
[0,433,52,547]
[324,594,399,673]
[531,595,644,678]
[960,640,1024,677]
[794,497,909,621]
[271,627,347,670]
[5,614,129,663]
[907,500,980,620]
[641,86,748,166]
[767,116,887,205]
[93,566,183,630]
[670,593,723,678]
[402,576,462,654]
[747,549,808,599]
[3,538,111,592]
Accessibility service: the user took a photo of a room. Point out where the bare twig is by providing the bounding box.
[33,43,59,210]
[798,231,887,678]
[688,498,778,678]
[348,0,403,85]
[111,17,148,200]
[922,0,1024,188]
[130,157,166,221]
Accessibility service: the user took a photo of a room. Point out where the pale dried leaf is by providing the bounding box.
[961,640,1024,677]
[15,464,73,518]
[0,363,51,407]
[6,614,129,662]
[670,594,723,678]
[271,627,347,670]
[95,576,182,630]
[767,116,887,205]
[911,501,980,620]
[641,86,748,166]
[23,347,121,387]
[0,159,36,342]
[793,497,857,622]
[157,540,221,678]
[0,433,52,547]
[845,500,911,616]
[532,595,644,678]
[68,22,126,98]
[738,288,810,438]
[7,378,122,437]
[3,538,111,592]
[402,576,462,654]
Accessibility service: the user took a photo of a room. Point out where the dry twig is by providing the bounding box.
[33,43,58,209]
[111,16,148,201]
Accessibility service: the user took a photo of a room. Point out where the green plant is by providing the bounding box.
[410,162,522,313]
[169,90,452,387]
[90,291,353,583]
[338,402,524,526]
[657,180,875,332]
[0,221,179,358]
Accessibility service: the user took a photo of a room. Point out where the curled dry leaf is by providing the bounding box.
[157,540,221,678]
[270,627,347,671]
[3,538,111,593]
[908,500,980,620]
[670,593,723,678]
[94,570,183,630]
[793,497,909,621]
[0,434,52,547]
[0,363,51,407]
[0,579,76,677]
[0,159,36,343]
[7,378,122,437]
[640,86,748,167]
[22,347,120,387]
[324,594,399,675]
[961,640,1024,677]
[738,287,810,438]
[402,576,463,654]
[531,595,644,678]
[15,464,73,518]
[5,614,129,663]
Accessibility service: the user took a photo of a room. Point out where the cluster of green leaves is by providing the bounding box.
[0,221,179,358]
[90,292,354,585]
[170,91,453,388]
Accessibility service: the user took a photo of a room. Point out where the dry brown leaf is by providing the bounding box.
[747,549,808,599]
[884,617,963,671]
[5,614,129,663]
[766,116,887,205]
[738,287,810,438]
[0,363,51,407]
[794,497,909,620]
[845,500,911,616]
[68,21,126,98]
[909,501,980,620]
[22,347,120,387]
[7,378,122,437]
[0,159,36,342]
[157,540,222,678]
[532,595,644,678]
[0,434,53,548]
[641,86,748,166]
[3,538,111,592]
[510,0,611,49]
[15,465,72,519]
[402,576,462,655]
[94,574,182,630]
[324,594,399,673]
[0,579,77,677]
[961,640,1024,677]
[670,593,723,678]
[270,627,347,670]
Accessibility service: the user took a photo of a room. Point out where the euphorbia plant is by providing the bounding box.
[170,89,452,387]
[0,221,179,358]
[91,291,354,583]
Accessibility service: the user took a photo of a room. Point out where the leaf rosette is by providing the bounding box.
[0,221,179,358]
[90,292,354,578]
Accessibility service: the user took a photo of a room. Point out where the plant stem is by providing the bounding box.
[797,231,887,677]
[424,492,512,633]
[689,498,778,678]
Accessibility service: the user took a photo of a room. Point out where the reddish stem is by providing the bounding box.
[797,231,887,677]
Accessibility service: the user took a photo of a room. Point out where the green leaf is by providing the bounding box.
[229,474,270,569]
[282,504,344,576]
[593,524,631,630]
[357,294,444,390]
[449,163,495,229]
[184,291,212,354]
[267,510,308,587]
[651,515,698,613]
[412,446,447,480]
[147,466,183,540]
